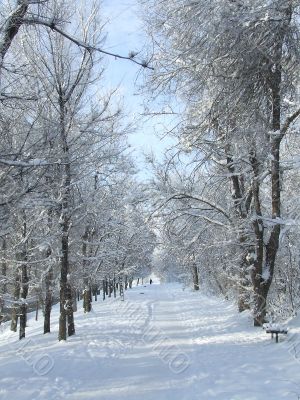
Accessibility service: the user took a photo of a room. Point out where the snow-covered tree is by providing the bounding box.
[142,0,300,325]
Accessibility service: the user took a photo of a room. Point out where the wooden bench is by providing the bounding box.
[263,323,288,343]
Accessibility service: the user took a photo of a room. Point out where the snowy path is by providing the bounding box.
[0,283,300,400]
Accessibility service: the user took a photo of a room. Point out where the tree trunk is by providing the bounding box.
[44,266,53,334]
[11,271,20,332]
[113,277,116,298]
[83,287,92,312]
[35,301,39,321]
[192,264,199,291]
[58,284,67,341]
[19,258,29,340]
[120,280,124,301]
[102,280,106,301]
[108,279,112,297]
[82,227,92,313]
[226,150,253,312]
[0,238,7,326]
[251,23,288,325]
[0,2,29,67]
[58,94,74,341]
[19,303,26,340]
[59,222,70,341]
[0,296,4,325]
[72,289,78,312]
[66,283,75,337]
[1,238,7,295]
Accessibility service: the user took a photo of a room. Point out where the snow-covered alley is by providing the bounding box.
[0,283,300,400]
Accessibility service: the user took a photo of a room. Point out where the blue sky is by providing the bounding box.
[102,0,177,179]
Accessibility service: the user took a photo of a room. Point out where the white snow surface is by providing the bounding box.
[1,283,300,399]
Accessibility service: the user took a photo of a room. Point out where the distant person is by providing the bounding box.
[150,279,153,284]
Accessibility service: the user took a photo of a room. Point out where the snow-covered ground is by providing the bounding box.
[1,282,300,400]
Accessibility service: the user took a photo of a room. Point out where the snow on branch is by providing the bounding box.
[0,158,49,167]
[150,193,232,223]
[170,194,232,222]
[0,2,29,61]
[182,211,230,229]
[0,92,37,101]
[281,107,300,136]
[22,18,154,70]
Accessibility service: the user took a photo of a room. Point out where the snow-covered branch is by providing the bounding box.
[281,107,300,136]
[22,18,153,70]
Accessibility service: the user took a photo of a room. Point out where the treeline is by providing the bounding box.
[0,0,155,340]
[143,0,300,324]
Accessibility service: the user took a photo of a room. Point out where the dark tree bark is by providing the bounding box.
[19,256,29,340]
[0,297,4,325]
[108,279,112,298]
[0,2,29,66]
[58,94,74,341]
[19,302,26,340]
[44,266,53,334]
[1,238,7,295]
[225,150,253,312]
[192,264,199,291]
[11,272,20,332]
[66,283,75,337]
[0,238,7,325]
[251,9,292,325]
[82,227,92,313]
[102,280,106,301]
[35,301,39,321]
[113,276,117,298]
